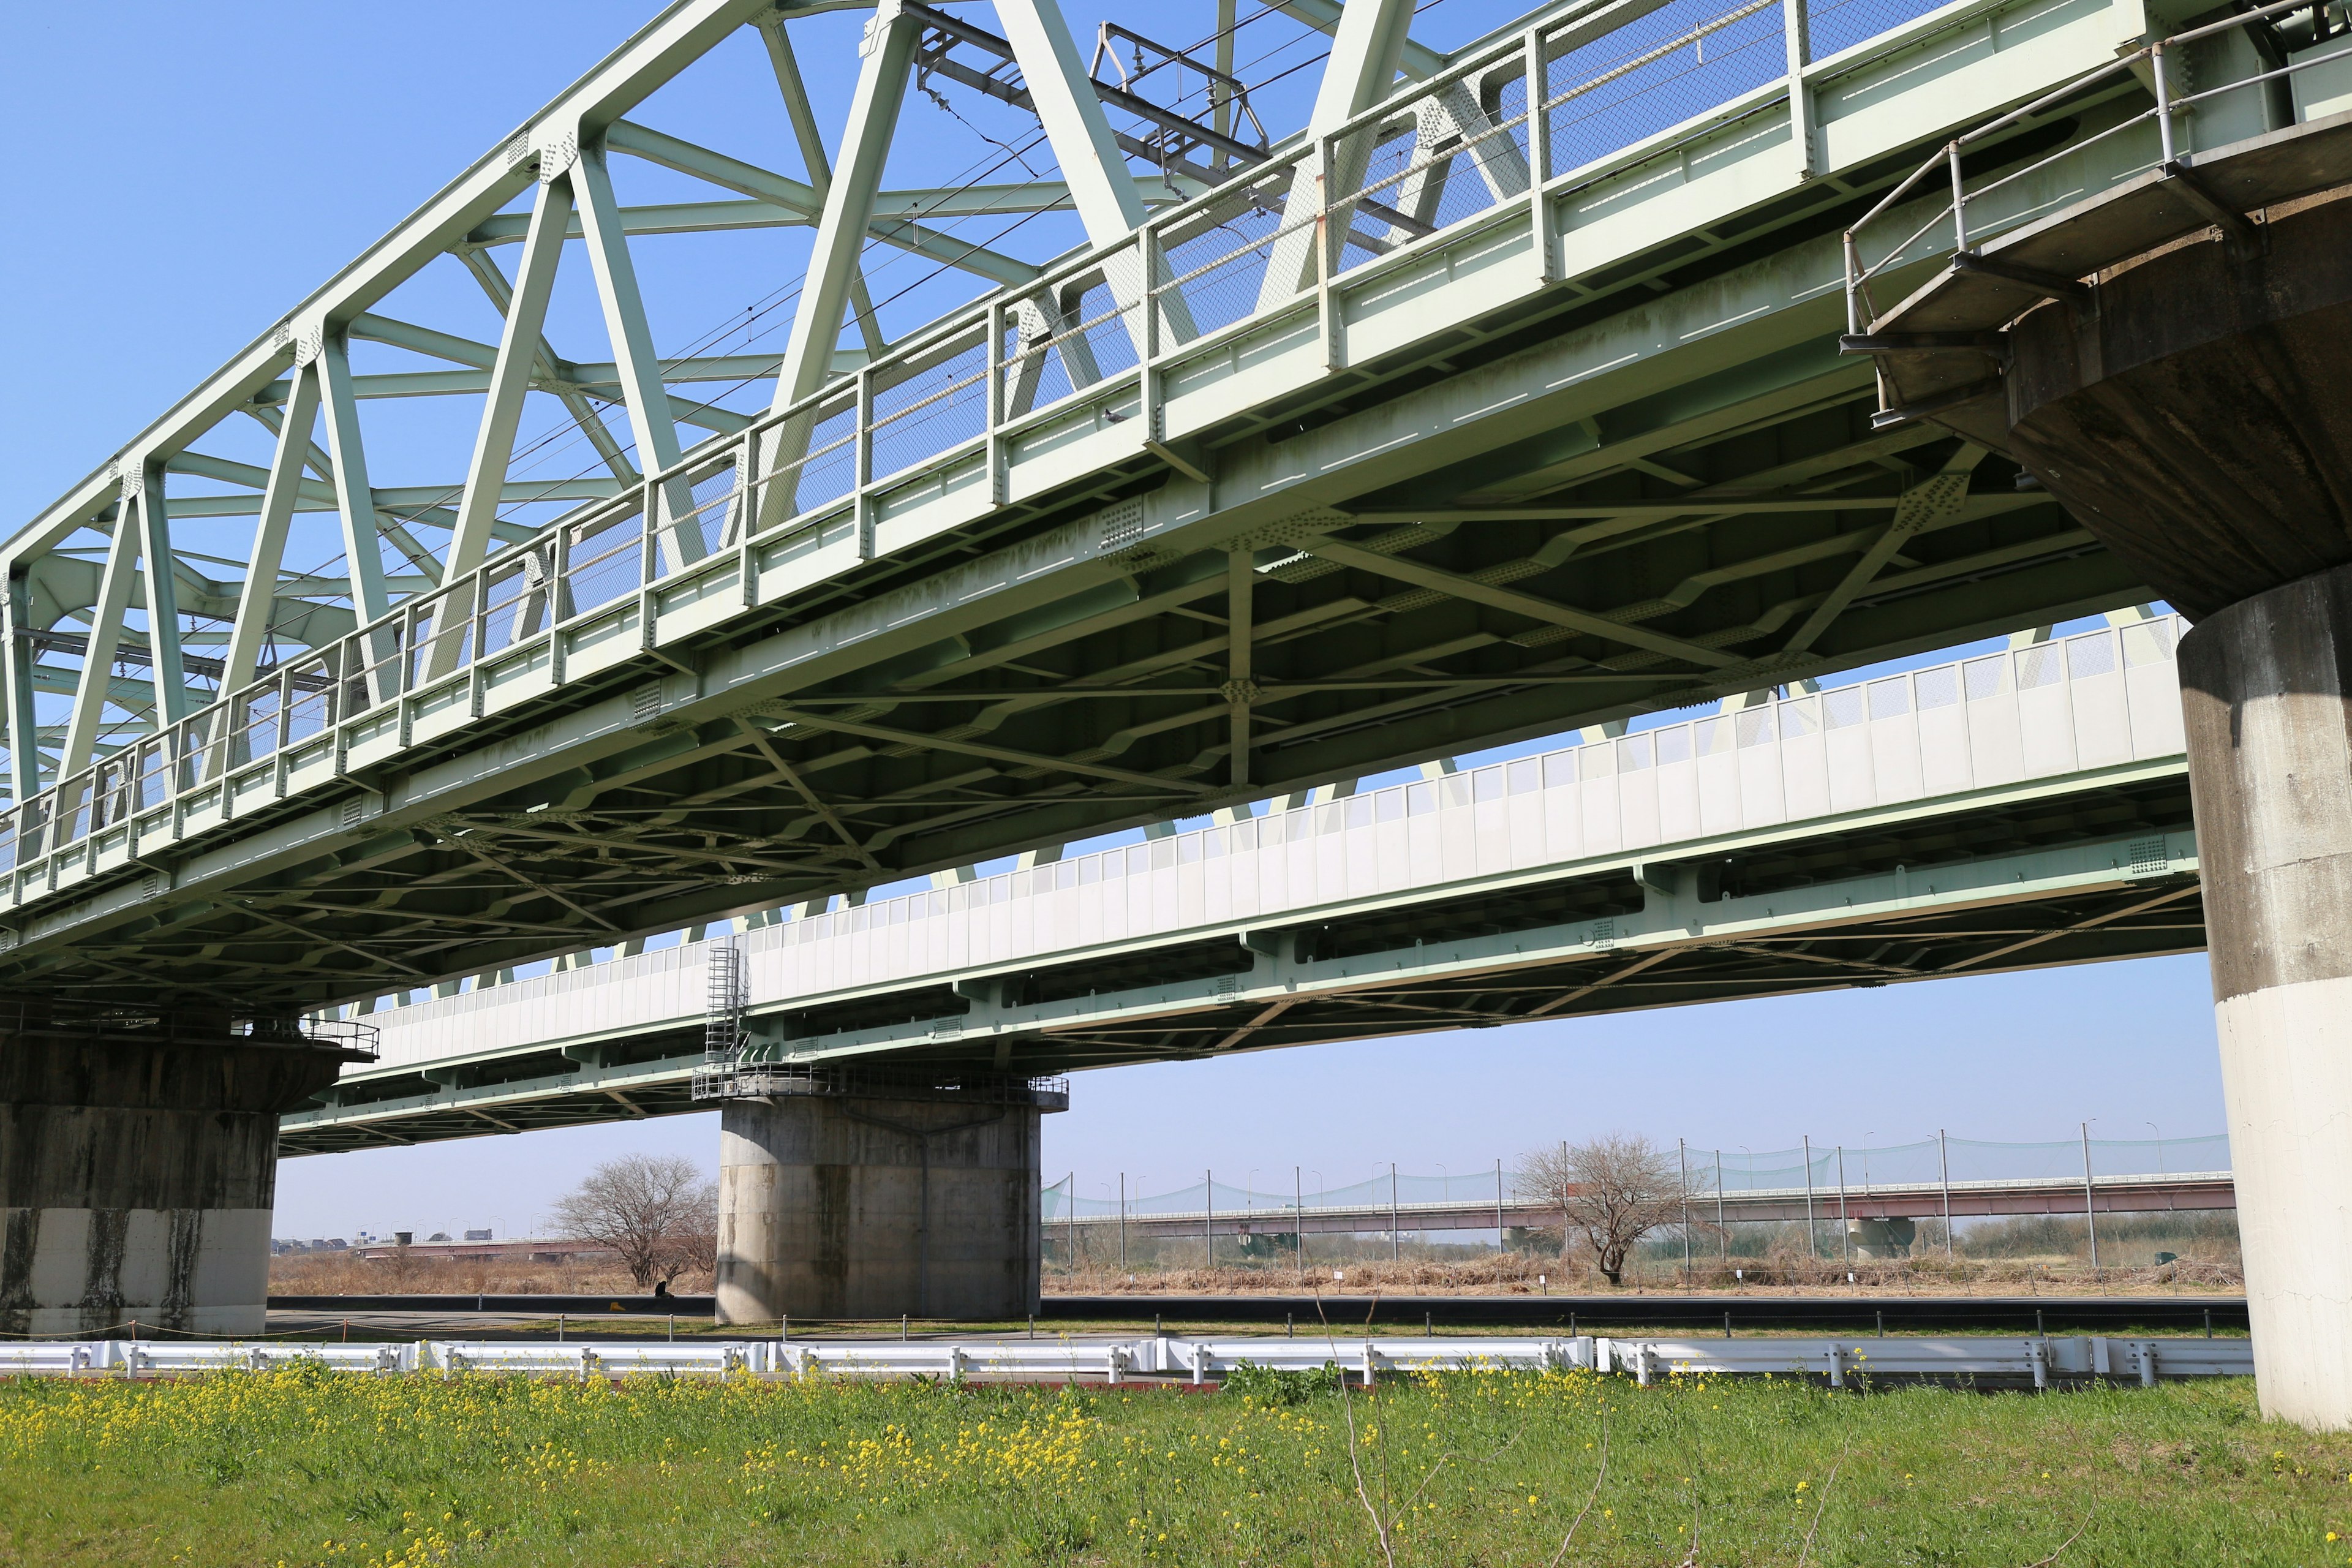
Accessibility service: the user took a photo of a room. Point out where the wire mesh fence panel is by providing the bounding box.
[477,557,546,659]
[283,654,339,745]
[759,403,859,527]
[233,686,283,769]
[563,501,644,617]
[1155,170,1301,331]
[1331,64,1534,276]
[404,587,474,687]
[1061,277,1141,384]
[1046,1135,2234,1219]
[870,337,987,483]
[1543,0,1787,178]
[1806,0,1953,59]
[660,459,744,567]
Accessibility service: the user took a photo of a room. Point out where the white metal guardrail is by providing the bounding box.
[0,1333,2252,1385]
[358,616,2189,1076]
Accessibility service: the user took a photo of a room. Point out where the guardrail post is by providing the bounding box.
[1316,136,1339,372]
[854,363,877,559]
[1524,25,1555,283]
[2152,40,2176,167]
[1948,141,1969,251]
[1137,228,1162,456]
[986,298,1008,506]
[1783,0,1815,178]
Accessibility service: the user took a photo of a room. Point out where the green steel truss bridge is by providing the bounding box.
[9,0,2269,1027]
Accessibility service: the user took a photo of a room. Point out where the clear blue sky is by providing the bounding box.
[1,5,2228,1241]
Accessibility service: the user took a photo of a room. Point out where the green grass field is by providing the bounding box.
[0,1363,2340,1566]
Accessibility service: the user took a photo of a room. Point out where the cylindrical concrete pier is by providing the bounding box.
[715,1084,1044,1324]
[2179,566,2352,1428]
[0,1016,344,1338]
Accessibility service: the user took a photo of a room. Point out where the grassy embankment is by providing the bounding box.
[0,1362,2339,1566]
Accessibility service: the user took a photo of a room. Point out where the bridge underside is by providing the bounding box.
[29,385,2127,1015]
[281,768,2200,1154]
[5,148,2140,1013]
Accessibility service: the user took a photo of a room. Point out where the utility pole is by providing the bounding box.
[1495,1158,1504,1254]
[1119,1172,1126,1269]
[1389,1162,1400,1261]
[1204,1168,1213,1271]
[1296,1166,1305,1274]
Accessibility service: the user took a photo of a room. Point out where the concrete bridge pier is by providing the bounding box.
[713,1074,1058,1324]
[1846,1217,1916,1260]
[2174,573,2352,1428]
[0,1012,345,1337]
[1949,186,2352,1426]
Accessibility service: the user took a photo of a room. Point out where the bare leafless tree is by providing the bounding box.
[548,1154,717,1290]
[1515,1134,1689,1286]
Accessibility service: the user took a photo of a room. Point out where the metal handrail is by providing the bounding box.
[1844,0,2339,331]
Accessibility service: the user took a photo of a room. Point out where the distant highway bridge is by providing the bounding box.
[1058,1173,2237,1245]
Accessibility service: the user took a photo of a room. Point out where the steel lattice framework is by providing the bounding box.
[1,0,2172,1015]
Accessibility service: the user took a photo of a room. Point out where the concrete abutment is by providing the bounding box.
[0,1012,345,1338]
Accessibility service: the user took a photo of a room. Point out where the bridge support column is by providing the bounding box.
[0,1016,345,1337]
[1845,1217,1915,1260]
[1887,179,2352,1427]
[2178,569,2352,1430]
[714,1075,1057,1324]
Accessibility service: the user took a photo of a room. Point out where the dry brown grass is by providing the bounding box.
[268,1252,714,1297]
[1044,1250,2244,1297]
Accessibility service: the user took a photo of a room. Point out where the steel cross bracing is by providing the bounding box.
[279,620,2201,1151]
[0,0,2195,1012]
